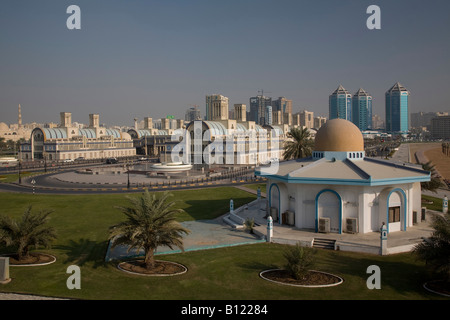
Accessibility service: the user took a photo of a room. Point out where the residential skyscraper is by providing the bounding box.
[352,88,373,130]
[185,106,201,122]
[385,82,410,133]
[265,105,273,125]
[249,95,272,125]
[206,94,229,121]
[329,85,352,121]
[272,97,292,114]
[300,110,314,129]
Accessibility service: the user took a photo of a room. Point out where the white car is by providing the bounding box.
[63,159,74,163]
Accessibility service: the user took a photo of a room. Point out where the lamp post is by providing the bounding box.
[127,163,130,189]
[18,160,22,184]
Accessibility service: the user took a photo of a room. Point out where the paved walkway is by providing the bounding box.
[0,293,66,300]
[105,211,265,261]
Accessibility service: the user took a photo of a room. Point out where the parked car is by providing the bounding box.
[63,159,74,163]
[106,157,118,164]
[75,157,85,161]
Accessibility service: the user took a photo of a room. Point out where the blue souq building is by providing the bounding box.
[385,82,410,134]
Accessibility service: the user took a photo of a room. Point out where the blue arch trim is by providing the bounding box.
[268,183,281,222]
[386,188,407,233]
[315,189,343,234]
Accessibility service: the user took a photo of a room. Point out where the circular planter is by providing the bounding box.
[2,253,56,267]
[423,280,450,298]
[260,269,343,288]
[117,259,187,277]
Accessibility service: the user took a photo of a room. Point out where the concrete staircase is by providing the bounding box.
[223,212,245,229]
[313,238,336,250]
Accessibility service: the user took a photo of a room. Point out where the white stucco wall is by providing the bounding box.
[267,179,421,234]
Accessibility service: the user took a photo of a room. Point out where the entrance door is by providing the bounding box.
[317,191,341,233]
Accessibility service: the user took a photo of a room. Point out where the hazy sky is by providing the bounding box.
[1,0,449,127]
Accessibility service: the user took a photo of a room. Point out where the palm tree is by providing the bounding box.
[283,127,313,160]
[420,161,444,193]
[412,212,450,283]
[0,206,57,261]
[109,191,190,270]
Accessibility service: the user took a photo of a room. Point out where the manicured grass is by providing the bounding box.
[0,243,442,300]
[422,194,444,212]
[245,183,266,194]
[0,171,43,183]
[0,187,256,250]
[0,188,445,300]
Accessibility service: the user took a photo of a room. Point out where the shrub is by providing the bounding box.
[283,243,316,280]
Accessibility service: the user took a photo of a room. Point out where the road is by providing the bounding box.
[0,170,264,195]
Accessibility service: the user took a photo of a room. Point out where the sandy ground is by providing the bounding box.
[408,143,450,180]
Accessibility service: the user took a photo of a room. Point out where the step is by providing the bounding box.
[313,238,336,250]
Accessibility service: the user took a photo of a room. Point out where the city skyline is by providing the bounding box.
[1,0,450,126]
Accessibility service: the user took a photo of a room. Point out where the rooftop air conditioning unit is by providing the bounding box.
[346,218,358,234]
[318,217,330,233]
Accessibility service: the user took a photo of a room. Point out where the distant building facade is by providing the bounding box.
[431,115,450,139]
[411,111,448,130]
[206,94,229,121]
[314,116,327,130]
[300,110,314,129]
[234,104,247,122]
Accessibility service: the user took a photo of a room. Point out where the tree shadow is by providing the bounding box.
[237,261,281,273]
[182,197,255,221]
[54,238,109,269]
[317,250,436,298]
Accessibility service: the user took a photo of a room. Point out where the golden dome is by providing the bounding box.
[314,119,364,152]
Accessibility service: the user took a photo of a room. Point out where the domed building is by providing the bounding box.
[256,119,430,234]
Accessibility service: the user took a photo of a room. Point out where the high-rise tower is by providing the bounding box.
[249,95,272,125]
[385,82,410,133]
[329,85,352,121]
[352,88,373,130]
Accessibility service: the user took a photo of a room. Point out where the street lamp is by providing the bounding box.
[18,160,22,184]
[126,163,130,189]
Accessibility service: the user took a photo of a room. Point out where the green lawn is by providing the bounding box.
[422,194,444,212]
[0,187,445,300]
[245,183,267,194]
[0,171,43,183]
